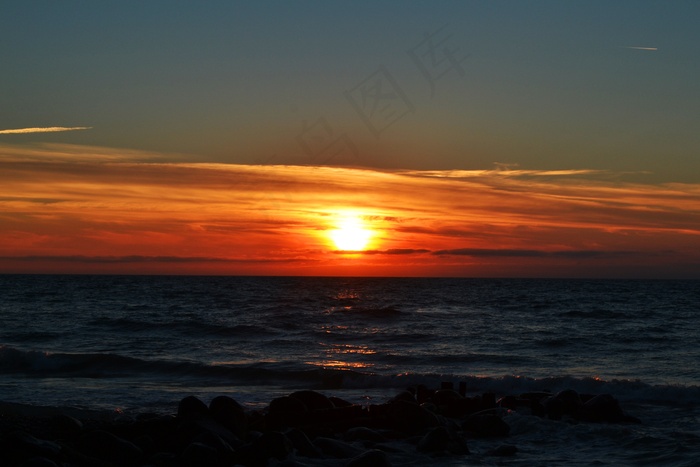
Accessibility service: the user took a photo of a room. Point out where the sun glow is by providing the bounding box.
[329,214,373,251]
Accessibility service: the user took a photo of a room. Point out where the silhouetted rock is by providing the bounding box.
[267,395,308,429]
[462,414,510,437]
[289,390,335,411]
[76,429,143,466]
[180,441,219,467]
[344,448,391,467]
[314,436,364,458]
[385,399,440,435]
[417,426,451,452]
[177,395,209,421]
[209,395,248,439]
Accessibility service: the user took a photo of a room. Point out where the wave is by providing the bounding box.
[89,317,278,338]
[3,345,699,406]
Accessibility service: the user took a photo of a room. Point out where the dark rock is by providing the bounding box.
[289,390,335,411]
[388,391,415,404]
[417,426,450,452]
[314,436,364,458]
[432,389,462,406]
[544,389,583,420]
[329,396,354,408]
[267,396,308,429]
[177,396,209,421]
[77,429,143,466]
[344,448,391,467]
[180,441,219,467]
[209,395,248,440]
[17,457,60,467]
[148,451,178,467]
[284,428,322,458]
[462,414,510,437]
[486,444,518,456]
[580,393,640,423]
[251,431,293,461]
[385,399,440,435]
[10,431,62,458]
[344,426,386,442]
[49,414,83,438]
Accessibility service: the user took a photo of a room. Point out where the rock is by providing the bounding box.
[17,457,60,467]
[10,431,62,458]
[251,431,293,461]
[289,390,335,411]
[77,429,143,466]
[417,426,450,452]
[329,396,354,407]
[344,426,386,442]
[314,437,364,458]
[580,393,640,423]
[544,389,582,420]
[486,444,518,456]
[284,428,322,458]
[179,441,219,467]
[267,396,308,429]
[209,395,248,439]
[385,399,440,435]
[462,414,510,437]
[177,396,209,421]
[344,449,391,467]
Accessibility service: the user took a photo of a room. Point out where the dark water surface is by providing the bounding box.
[1,275,699,465]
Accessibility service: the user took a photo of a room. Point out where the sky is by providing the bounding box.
[1,1,699,278]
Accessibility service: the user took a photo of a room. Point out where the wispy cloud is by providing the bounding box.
[0,126,92,135]
[620,46,658,51]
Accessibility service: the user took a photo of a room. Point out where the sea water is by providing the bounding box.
[1,275,699,465]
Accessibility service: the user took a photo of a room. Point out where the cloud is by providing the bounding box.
[620,46,658,51]
[432,248,646,259]
[0,126,92,135]
[1,143,699,277]
[0,255,302,264]
[333,248,431,255]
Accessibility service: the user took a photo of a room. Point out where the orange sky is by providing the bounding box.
[1,143,699,278]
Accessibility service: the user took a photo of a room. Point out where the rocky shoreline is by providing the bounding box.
[0,384,640,466]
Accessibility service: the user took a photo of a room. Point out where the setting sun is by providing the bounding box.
[329,215,373,251]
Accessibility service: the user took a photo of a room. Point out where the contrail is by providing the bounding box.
[621,46,658,51]
[0,126,92,135]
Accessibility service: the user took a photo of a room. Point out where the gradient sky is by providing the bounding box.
[1,1,699,278]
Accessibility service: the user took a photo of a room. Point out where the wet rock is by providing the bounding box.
[285,428,322,458]
[462,414,510,437]
[177,396,209,421]
[385,399,440,435]
[580,393,641,423]
[417,426,450,452]
[10,431,62,458]
[267,395,308,429]
[344,426,386,442]
[17,457,60,467]
[314,436,364,458]
[252,431,293,461]
[209,395,248,439]
[544,389,583,420]
[344,448,391,467]
[486,444,518,456]
[289,390,335,411]
[77,429,143,466]
[180,441,219,467]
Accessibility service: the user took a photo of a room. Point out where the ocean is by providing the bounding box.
[1,275,699,465]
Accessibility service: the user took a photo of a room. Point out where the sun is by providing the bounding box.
[329,215,373,251]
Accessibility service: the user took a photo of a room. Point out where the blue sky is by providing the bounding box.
[2,1,698,181]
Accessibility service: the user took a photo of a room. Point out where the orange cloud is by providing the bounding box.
[1,143,699,277]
